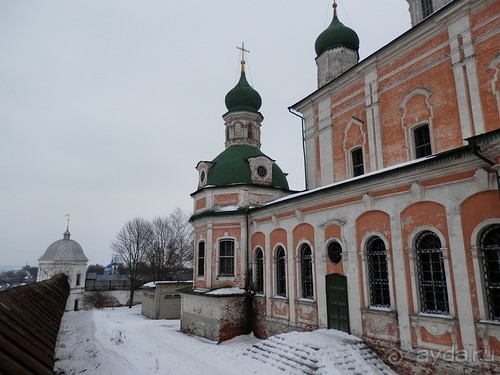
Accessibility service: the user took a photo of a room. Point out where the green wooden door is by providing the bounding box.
[325,273,350,333]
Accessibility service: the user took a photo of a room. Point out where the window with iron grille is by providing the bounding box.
[300,244,314,299]
[366,237,391,307]
[351,148,364,177]
[367,237,390,308]
[219,240,234,277]
[421,0,434,18]
[414,124,432,158]
[415,231,449,314]
[254,247,264,294]
[276,246,286,297]
[480,224,500,321]
[197,241,205,277]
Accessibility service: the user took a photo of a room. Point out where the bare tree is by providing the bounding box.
[147,208,193,281]
[111,217,153,307]
[169,208,194,267]
[83,290,117,309]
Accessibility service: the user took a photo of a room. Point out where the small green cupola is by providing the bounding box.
[195,44,290,193]
[314,2,359,57]
[315,3,360,88]
[224,59,262,113]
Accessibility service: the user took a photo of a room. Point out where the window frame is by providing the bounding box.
[366,236,391,308]
[415,230,450,315]
[218,239,235,277]
[421,0,434,18]
[254,247,264,295]
[350,147,364,177]
[275,246,287,297]
[299,243,314,300]
[327,240,343,264]
[413,123,432,159]
[479,224,500,321]
[197,241,205,277]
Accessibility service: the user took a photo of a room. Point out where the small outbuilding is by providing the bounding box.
[141,281,192,320]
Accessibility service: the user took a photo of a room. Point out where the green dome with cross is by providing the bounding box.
[224,43,262,113]
[315,3,359,56]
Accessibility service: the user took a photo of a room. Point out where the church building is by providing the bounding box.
[38,225,88,311]
[181,0,499,371]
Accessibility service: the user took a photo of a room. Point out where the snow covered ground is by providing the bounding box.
[54,306,395,375]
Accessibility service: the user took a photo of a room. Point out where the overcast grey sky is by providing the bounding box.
[0,0,410,267]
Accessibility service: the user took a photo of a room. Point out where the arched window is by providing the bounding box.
[480,224,500,321]
[248,124,253,140]
[197,241,205,277]
[276,246,286,297]
[300,244,314,299]
[367,237,390,308]
[351,147,364,177]
[218,240,234,277]
[254,247,264,294]
[415,231,449,314]
[414,124,432,158]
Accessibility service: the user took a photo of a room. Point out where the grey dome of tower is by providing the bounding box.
[38,230,88,262]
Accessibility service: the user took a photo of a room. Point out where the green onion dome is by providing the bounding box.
[206,145,289,189]
[224,67,262,113]
[315,8,359,57]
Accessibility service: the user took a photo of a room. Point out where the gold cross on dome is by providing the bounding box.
[236,42,250,63]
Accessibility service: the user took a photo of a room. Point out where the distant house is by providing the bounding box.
[141,281,193,320]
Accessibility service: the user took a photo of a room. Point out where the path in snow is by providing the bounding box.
[54,306,395,375]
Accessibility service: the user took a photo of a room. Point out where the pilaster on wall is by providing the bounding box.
[287,231,296,325]
[448,15,485,140]
[364,69,383,171]
[318,98,334,185]
[343,219,363,337]
[445,202,477,355]
[302,106,318,189]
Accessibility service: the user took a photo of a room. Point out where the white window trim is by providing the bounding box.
[407,226,455,317]
[216,238,237,279]
[409,122,434,160]
[360,232,395,311]
[296,241,315,301]
[470,218,500,321]
[400,87,435,160]
[347,146,365,178]
[196,239,206,279]
[253,246,265,296]
[273,244,288,298]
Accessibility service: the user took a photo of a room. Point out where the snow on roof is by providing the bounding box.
[141,280,193,288]
[266,155,436,206]
[215,205,240,212]
[205,287,246,295]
